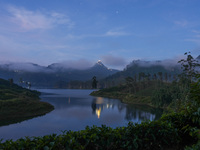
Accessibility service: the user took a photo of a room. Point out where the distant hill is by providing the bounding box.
[0,61,119,88]
[1,55,199,89]
[98,59,181,88]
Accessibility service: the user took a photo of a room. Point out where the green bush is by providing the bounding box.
[0,120,182,150]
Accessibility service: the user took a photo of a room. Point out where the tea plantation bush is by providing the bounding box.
[1,112,199,150]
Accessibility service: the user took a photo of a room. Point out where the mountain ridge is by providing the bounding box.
[0,61,119,88]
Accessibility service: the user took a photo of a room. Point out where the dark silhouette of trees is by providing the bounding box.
[169,73,172,81]
[164,72,168,82]
[153,73,157,81]
[157,72,163,81]
[9,78,13,85]
[178,52,200,82]
[125,76,135,93]
[92,76,98,89]
[151,52,200,109]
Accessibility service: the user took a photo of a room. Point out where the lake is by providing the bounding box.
[0,89,163,141]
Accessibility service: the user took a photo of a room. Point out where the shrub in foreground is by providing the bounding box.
[0,112,199,150]
[0,120,181,150]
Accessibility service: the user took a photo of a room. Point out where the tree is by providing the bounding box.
[125,76,135,93]
[147,73,151,85]
[157,72,163,81]
[9,78,13,85]
[139,72,145,82]
[190,74,200,103]
[169,73,172,81]
[153,73,157,80]
[151,85,172,107]
[92,76,98,89]
[173,74,177,81]
[164,72,168,82]
[178,52,200,82]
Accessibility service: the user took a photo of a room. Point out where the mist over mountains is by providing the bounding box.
[0,60,119,88]
[99,55,200,88]
[0,55,199,88]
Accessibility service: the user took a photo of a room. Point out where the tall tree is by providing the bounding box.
[153,73,157,81]
[9,78,13,85]
[164,72,168,82]
[125,76,135,93]
[158,72,163,81]
[92,76,98,89]
[178,52,200,82]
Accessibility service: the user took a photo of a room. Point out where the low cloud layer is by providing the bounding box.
[0,59,94,72]
[0,62,47,72]
[101,55,127,69]
[127,58,181,70]
[52,59,94,70]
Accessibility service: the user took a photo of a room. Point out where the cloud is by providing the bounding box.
[101,55,127,69]
[0,62,51,72]
[7,6,74,31]
[0,59,94,72]
[105,30,129,37]
[185,30,200,45]
[174,19,198,29]
[127,58,180,70]
[185,39,200,44]
[174,20,188,27]
[55,59,94,70]
[192,30,200,34]
[104,27,129,37]
[64,28,129,40]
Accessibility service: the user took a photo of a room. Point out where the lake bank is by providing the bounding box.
[0,78,54,126]
[0,98,54,127]
[90,89,154,107]
[2,88,197,149]
[0,89,163,141]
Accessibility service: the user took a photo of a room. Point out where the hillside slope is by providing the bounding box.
[0,78,54,126]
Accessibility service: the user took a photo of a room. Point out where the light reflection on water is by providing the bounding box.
[0,89,163,141]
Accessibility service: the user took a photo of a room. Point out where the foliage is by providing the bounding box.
[151,81,190,108]
[185,141,200,150]
[1,111,199,149]
[161,112,199,144]
[0,119,184,150]
[178,52,200,82]
[190,74,200,103]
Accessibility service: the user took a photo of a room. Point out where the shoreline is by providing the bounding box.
[0,97,54,127]
[90,90,165,109]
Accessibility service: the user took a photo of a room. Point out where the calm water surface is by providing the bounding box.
[0,89,163,141]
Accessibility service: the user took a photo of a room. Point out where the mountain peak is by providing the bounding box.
[196,55,200,60]
[93,60,107,69]
[96,60,104,66]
